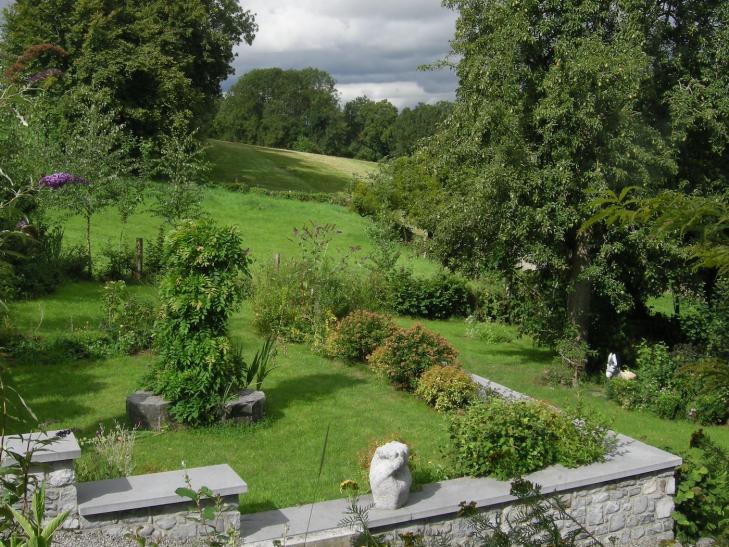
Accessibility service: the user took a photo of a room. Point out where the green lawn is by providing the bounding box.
[57,186,436,276]
[398,317,729,453]
[206,139,376,192]
[7,167,729,514]
[6,283,450,512]
[7,282,729,515]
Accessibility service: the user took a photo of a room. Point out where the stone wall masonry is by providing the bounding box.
[1,431,82,530]
[31,460,79,529]
[371,471,676,547]
[79,494,240,540]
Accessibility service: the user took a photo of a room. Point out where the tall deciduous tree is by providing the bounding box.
[425,0,675,359]
[1,0,256,139]
[213,67,345,154]
[343,96,398,161]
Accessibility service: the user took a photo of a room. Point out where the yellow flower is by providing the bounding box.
[339,480,359,493]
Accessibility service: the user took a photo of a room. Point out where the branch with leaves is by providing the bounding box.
[585,187,729,275]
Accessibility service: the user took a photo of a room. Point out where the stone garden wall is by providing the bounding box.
[372,470,676,547]
[79,494,240,540]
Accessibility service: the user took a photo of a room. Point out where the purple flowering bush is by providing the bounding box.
[38,172,90,189]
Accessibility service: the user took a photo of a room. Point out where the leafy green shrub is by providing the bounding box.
[472,274,513,323]
[98,240,135,281]
[673,430,729,543]
[5,330,111,365]
[415,365,477,412]
[464,316,516,343]
[387,269,470,320]
[653,389,684,420]
[679,277,729,360]
[448,399,612,480]
[251,223,375,343]
[368,324,458,391]
[605,377,642,409]
[101,280,154,355]
[146,220,250,425]
[448,400,557,479]
[325,310,396,362]
[60,244,92,280]
[635,341,676,394]
[677,358,729,425]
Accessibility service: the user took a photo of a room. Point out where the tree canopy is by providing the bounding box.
[213,67,344,155]
[1,0,257,139]
[416,0,715,359]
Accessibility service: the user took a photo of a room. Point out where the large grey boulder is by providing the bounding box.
[126,391,172,431]
[224,389,266,423]
[369,441,411,509]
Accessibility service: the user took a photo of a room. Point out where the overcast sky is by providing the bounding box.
[233,0,458,108]
[0,0,459,109]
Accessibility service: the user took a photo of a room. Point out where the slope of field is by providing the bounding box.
[206,139,377,193]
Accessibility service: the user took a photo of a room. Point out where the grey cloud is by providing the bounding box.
[233,1,458,107]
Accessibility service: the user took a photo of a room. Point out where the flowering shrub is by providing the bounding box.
[324,310,396,362]
[415,365,477,412]
[448,399,612,480]
[38,172,89,189]
[76,423,136,482]
[251,223,375,343]
[368,324,458,391]
[146,220,250,425]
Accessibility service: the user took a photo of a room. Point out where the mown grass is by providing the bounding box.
[206,139,376,192]
[57,186,436,276]
[8,147,728,512]
[6,284,449,512]
[8,282,729,515]
[397,316,729,453]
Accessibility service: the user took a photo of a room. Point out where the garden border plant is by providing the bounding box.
[144,219,251,426]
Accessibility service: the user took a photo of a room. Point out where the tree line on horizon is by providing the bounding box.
[212,67,453,161]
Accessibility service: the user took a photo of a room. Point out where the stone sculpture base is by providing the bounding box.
[126,389,266,430]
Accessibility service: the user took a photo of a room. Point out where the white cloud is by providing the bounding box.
[233,0,458,107]
[337,81,452,109]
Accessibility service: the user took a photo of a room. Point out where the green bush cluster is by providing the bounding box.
[368,324,458,391]
[679,277,729,360]
[146,220,250,425]
[606,341,729,425]
[101,281,155,355]
[387,269,470,320]
[464,316,516,343]
[251,223,376,343]
[448,399,612,480]
[673,430,729,543]
[324,310,397,362]
[414,365,478,412]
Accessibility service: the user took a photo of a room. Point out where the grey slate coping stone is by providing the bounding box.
[470,373,533,401]
[0,430,81,466]
[241,418,681,543]
[77,464,247,516]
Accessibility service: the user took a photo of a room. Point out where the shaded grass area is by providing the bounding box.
[206,139,376,192]
[57,187,435,276]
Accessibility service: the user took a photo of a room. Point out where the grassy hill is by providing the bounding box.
[206,139,377,193]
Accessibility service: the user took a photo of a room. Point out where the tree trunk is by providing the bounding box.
[567,230,592,386]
